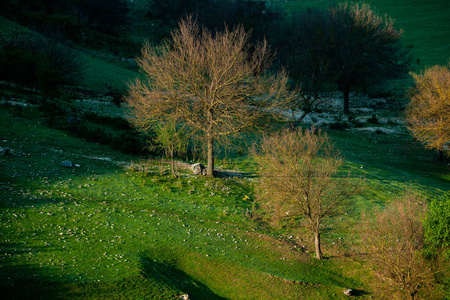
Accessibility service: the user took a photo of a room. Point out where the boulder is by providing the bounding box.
[343,288,353,296]
[192,163,206,175]
[61,160,73,168]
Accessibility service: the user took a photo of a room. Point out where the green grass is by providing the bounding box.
[1,95,448,299]
[1,105,373,299]
[78,51,140,91]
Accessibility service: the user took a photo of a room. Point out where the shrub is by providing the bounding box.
[358,189,436,299]
[253,128,359,259]
[424,192,450,259]
[0,30,85,100]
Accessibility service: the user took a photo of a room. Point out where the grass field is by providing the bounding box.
[0,103,370,299]
[1,0,450,298]
[1,95,448,299]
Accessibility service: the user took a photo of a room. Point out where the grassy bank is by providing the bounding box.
[0,104,361,299]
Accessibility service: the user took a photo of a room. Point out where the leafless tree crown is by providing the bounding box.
[126,17,294,176]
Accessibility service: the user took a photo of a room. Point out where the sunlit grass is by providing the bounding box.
[0,104,377,299]
[1,100,448,299]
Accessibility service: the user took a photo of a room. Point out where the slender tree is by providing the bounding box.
[154,120,189,176]
[406,64,450,160]
[253,129,358,259]
[125,18,293,177]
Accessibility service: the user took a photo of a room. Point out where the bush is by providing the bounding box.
[406,64,450,158]
[0,30,85,100]
[424,192,450,259]
[358,189,435,299]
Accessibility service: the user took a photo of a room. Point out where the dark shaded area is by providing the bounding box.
[269,4,410,113]
[145,0,283,44]
[0,240,74,300]
[0,30,85,101]
[38,99,151,155]
[349,288,371,297]
[140,255,228,300]
[2,0,129,36]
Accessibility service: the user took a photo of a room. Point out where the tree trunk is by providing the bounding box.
[206,136,214,177]
[343,87,350,114]
[170,149,176,177]
[314,230,323,260]
[206,109,214,177]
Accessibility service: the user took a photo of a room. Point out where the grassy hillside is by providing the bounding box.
[1,97,448,299]
[0,16,140,92]
[1,1,450,299]
[0,103,369,299]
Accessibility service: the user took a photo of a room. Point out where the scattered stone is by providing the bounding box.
[192,163,206,175]
[61,160,73,168]
[67,116,80,124]
[352,127,397,134]
[0,147,26,157]
[343,288,353,296]
[1,147,13,157]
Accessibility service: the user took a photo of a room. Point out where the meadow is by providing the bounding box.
[1,0,450,299]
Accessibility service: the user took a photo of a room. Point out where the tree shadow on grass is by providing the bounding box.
[350,288,371,297]
[140,255,227,300]
[0,242,71,300]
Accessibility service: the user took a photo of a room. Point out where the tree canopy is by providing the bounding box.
[252,129,358,259]
[406,64,450,159]
[273,3,410,114]
[125,18,294,177]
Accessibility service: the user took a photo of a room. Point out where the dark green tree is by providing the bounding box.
[274,3,410,114]
[0,30,84,100]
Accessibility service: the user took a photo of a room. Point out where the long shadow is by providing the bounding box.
[140,255,228,300]
[0,241,73,300]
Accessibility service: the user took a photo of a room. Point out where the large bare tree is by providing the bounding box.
[406,64,450,160]
[253,129,359,259]
[126,18,293,177]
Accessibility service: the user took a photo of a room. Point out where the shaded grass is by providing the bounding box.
[0,15,141,92]
[77,51,140,91]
